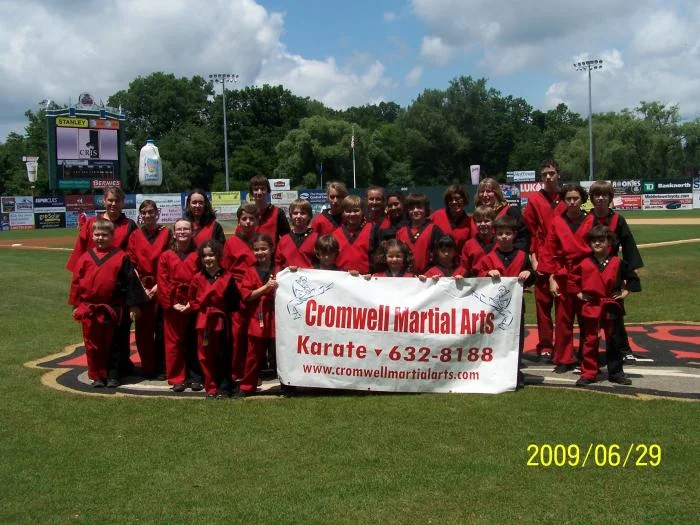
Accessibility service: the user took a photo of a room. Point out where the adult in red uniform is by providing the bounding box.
[189,240,241,398]
[460,205,496,276]
[521,160,567,360]
[365,186,386,225]
[429,184,473,252]
[69,219,147,387]
[586,180,644,363]
[332,195,380,274]
[236,234,279,396]
[396,193,444,274]
[573,225,636,386]
[275,199,317,269]
[66,186,137,272]
[157,219,203,392]
[474,177,529,250]
[539,184,593,372]
[310,181,347,236]
[184,189,225,247]
[127,199,172,378]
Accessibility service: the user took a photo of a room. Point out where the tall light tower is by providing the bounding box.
[573,59,603,181]
[209,73,239,191]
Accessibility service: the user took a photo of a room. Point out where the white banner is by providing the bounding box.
[642,194,693,210]
[275,269,522,394]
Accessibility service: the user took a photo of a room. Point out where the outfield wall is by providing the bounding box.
[1,177,698,231]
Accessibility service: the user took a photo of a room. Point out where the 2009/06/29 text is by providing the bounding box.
[526,443,662,468]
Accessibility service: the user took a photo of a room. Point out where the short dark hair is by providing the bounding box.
[197,239,223,261]
[539,159,560,173]
[588,180,614,201]
[405,193,430,216]
[586,224,616,245]
[237,202,258,220]
[493,215,517,231]
[288,199,313,218]
[139,199,158,212]
[315,234,339,254]
[249,175,271,193]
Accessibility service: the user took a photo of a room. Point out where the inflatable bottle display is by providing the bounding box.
[138,139,163,186]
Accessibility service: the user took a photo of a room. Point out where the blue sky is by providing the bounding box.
[1,0,698,141]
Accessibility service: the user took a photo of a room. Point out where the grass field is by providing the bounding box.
[1,213,699,523]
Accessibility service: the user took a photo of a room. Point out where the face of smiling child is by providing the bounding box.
[386,246,405,273]
[201,247,220,273]
[253,240,273,265]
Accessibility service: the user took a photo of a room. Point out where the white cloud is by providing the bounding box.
[383,11,397,23]
[0,0,392,140]
[405,66,423,87]
[420,36,458,66]
[411,0,700,119]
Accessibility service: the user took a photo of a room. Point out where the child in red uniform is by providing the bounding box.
[539,184,593,373]
[587,180,644,363]
[378,191,406,241]
[460,206,496,276]
[333,195,380,274]
[236,234,279,397]
[314,234,341,271]
[479,215,535,386]
[521,160,567,361]
[396,193,444,274]
[372,239,414,277]
[157,219,203,393]
[275,199,317,269]
[67,186,138,377]
[311,181,348,235]
[127,200,172,378]
[249,175,290,244]
[574,225,636,386]
[69,219,147,388]
[222,203,258,382]
[184,189,226,246]
[422,235,466,280]
[190,240,242,398]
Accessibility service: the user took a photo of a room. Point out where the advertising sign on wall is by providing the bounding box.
[136,194,184,224]
[34,196,66,213]
[35,212,66,229]
[211,192,242,221]
[9,212,35,230]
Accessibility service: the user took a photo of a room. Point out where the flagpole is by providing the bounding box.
[351,126,356,189]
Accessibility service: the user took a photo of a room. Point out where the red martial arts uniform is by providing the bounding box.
[275,229,318,269]
[191,218,226,247]
[221,234,257,380]
[333,223,379,274]
[573,255,633,381]
[430,209,473,252]
[238,265,278,393]
[395,222,444,275]
[310,209,343,236]
[539,212,593,366]
[521,190,567,355]
[460,236,495,277]
[157,249,201,385]
[127,225,172,376]
[66,214,137,272]
[256,204,290,244]
[69,248,146,382]
[424,264,467,278]
[189,269,241,395]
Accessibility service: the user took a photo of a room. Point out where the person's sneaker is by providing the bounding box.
[156,373,166,381]
[609,373,632,385]
[538,349,552,362]
[623,353,636,364]
[190,382,204,392]
[106,378,120,388]
[91,379,106,388]
[205,393,217,400]
[553,364,576,374]
[576,377,595,386]
[172,383,186,393]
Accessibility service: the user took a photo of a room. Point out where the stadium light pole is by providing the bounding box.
[209,73,239,191]
[573,59,603,181]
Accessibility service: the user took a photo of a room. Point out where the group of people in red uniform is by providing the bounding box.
[67,162,643,396]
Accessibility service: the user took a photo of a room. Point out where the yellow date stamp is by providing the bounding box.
[526,443,662,467]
